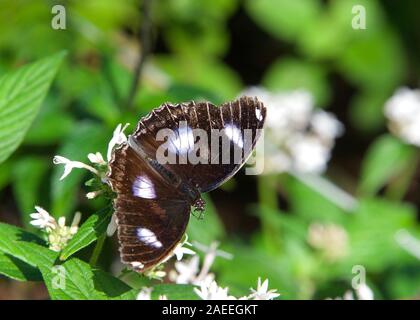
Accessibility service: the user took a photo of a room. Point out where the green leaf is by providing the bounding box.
[215,243,297,298]
[152,284,198,300]
[0,52,65,164]
[0,222,58,269]
[345,198,418,272]
[40,258,136,300]
[0,223,135,300]
[12,156,49,228]
[283,174,347,223]
[0,251,42,281]
[246,0,321,42]
[359,135,417,196]
[154,54,242,101]
[263,58,330,106]
[0,160,12,191]
[338,32,404,91]
[349,89,391,131]
[60,208,113,260]
[24,95,74,145]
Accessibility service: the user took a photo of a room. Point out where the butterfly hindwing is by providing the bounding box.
[108,144,190,271]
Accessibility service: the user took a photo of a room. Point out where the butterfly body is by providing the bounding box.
[108,97,266,271]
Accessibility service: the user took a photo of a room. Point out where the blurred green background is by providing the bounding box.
[0,0,420,299]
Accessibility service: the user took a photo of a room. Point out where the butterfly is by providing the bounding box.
[108,96,266,271]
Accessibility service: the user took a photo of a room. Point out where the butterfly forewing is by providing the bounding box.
[131,96,266,193]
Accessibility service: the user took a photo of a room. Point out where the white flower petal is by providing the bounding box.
[137,287,153,300]
[88,152,106,165]
[107,123,129,161]
[106,214,118,237]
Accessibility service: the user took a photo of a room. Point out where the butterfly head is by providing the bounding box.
[192,197,206,220]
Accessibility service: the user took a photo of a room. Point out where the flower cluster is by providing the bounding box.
[329,283,374,300]
[384,87,420,146]
[193,277,280,301]
[241,87,343,174]
[137,287,168,300]
[307,222,349,262]
[30,206,80,252]
[167,241,280,300]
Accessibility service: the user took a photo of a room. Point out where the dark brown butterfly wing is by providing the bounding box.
[131,96,266,193]
[108,144,190,271]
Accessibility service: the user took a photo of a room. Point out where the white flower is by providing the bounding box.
[169,255,200,284]
[193,241,233,284]
[130,261,145,269]
[173,235,195,261]
[248,278,280,300]
[311,111,344,142]
[288,135,331,173]
[307,223,348,261]
[273,90,313,130]
[385,87,420,146]
[30,207,80,252]
[240,87,343,174]
[29,206,56,231]
[385,88,420,122]
[48,214,80,252]
[87,152,106,165]
[332,283,374,300]
[355,283,374,300]
[145,269,167,280]
[106,213,118,237]
[53,155,99,180]
[136,287,168,300]
[86,190,103,199]
[244,87,313,132]
[107,123,129,161]
[137,287,153,300]
[194,280,237,300]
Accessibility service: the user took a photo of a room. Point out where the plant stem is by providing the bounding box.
[125,0,153,110]
[257,174,278,211]
[89,234,106,267]
[257,174,280,250]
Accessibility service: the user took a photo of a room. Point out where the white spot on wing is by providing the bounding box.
[168,122,194,155]
[131,261,144,269]
[224,123,244,148]
[255,108,263,121]
[136,227,163,248]
[132,175,156,199]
